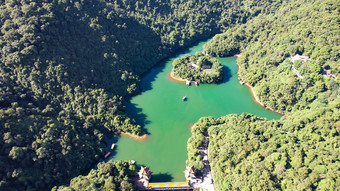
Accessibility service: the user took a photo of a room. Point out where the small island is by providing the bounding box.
[171,52,223,84]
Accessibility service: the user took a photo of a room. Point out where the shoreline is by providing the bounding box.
[243,82,284,115]
[168,70,186,83]
[119,132,149,141]
[201,50,212,57]
[168,53,284,116]
[236,64,284,116]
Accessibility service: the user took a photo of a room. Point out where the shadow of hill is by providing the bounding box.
[125,102,151,135]
[136,38,213,94]
[219,65,232,84]
[136,57,170,93]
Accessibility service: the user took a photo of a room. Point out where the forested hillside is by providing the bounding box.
[0,0,287,190]
[188,94,339,190]
[203,0,339,112]
[53,161,136,191]
[186,0,339,190]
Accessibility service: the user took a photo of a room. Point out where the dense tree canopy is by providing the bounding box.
[1,0,338,190]
[203,0,339,112]
[172,52,223,83]
[53,160,136,191]
[186,1,340,190]
[0,0,287,190]
[188,92,340,190]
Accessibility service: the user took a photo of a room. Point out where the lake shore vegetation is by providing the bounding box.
[0,0,287,189]
[203,0,339,113]
[53,160,136,191]
[172,52,223,84]
[187,95,339,190]
[187,0,339,190]
[0,0,338,190]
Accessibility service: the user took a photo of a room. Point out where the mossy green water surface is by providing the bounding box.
[109,40,282,182]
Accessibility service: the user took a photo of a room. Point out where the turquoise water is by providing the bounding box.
[108,40,282,182]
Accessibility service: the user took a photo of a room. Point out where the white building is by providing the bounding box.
[138,166,152,187]
[291,54,310,62]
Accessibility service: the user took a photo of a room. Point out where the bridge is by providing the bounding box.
[135,130,214,191]
[142,181,193,190]
[149,182,193,190]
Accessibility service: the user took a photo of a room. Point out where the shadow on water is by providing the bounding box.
[218,65,232,85]
[94,136,119,167]
[139,60,168,93]
[139,38,211,94]
[125,102,151,135]
[105,148,118,162]
[151,172,174,182]
[103,135,119,159]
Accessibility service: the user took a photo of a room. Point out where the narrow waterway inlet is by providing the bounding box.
[107,40,282,182]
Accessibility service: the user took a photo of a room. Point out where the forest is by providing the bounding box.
[0,0,338,190]
[172,52,223,83]
[203,0,339,112]
[0,0,289,190]
[53,160,136,191]
[187,93,339,190]
[186,0,339,190]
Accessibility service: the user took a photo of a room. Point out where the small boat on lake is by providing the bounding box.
[182,96,187,101]
[111,143,115,150]
[195,81,198,86]
[105,152,111,158]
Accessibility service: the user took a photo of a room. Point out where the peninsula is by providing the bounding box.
[171,52,223,84]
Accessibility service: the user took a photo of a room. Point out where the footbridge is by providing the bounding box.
[146,182,193,190]
[135,129,214,190]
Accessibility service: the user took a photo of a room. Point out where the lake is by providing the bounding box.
[108,40,282,182]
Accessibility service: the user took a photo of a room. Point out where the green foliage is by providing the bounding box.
[204,0,340,112]
[188,95,340,190]
[0,0,286,190]
[188,1,340,191]
[2,0,335,190]
[325,61,340,75]
[172,52,223,83]
[53,160,136,191]
[186,122,208,173]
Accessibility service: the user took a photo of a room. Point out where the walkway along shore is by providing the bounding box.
[198,130,215,191]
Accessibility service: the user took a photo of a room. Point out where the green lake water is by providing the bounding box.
[108,40,282,182]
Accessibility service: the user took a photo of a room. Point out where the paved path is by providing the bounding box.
[197,131,215,191]
[292,64,303,79]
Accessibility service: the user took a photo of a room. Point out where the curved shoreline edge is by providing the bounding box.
[243,82,284,116]
[168,54,284,116]
[119,132,149,141]
[168,70,186,82]
[129,54,283,142]
[235,56,284,116]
